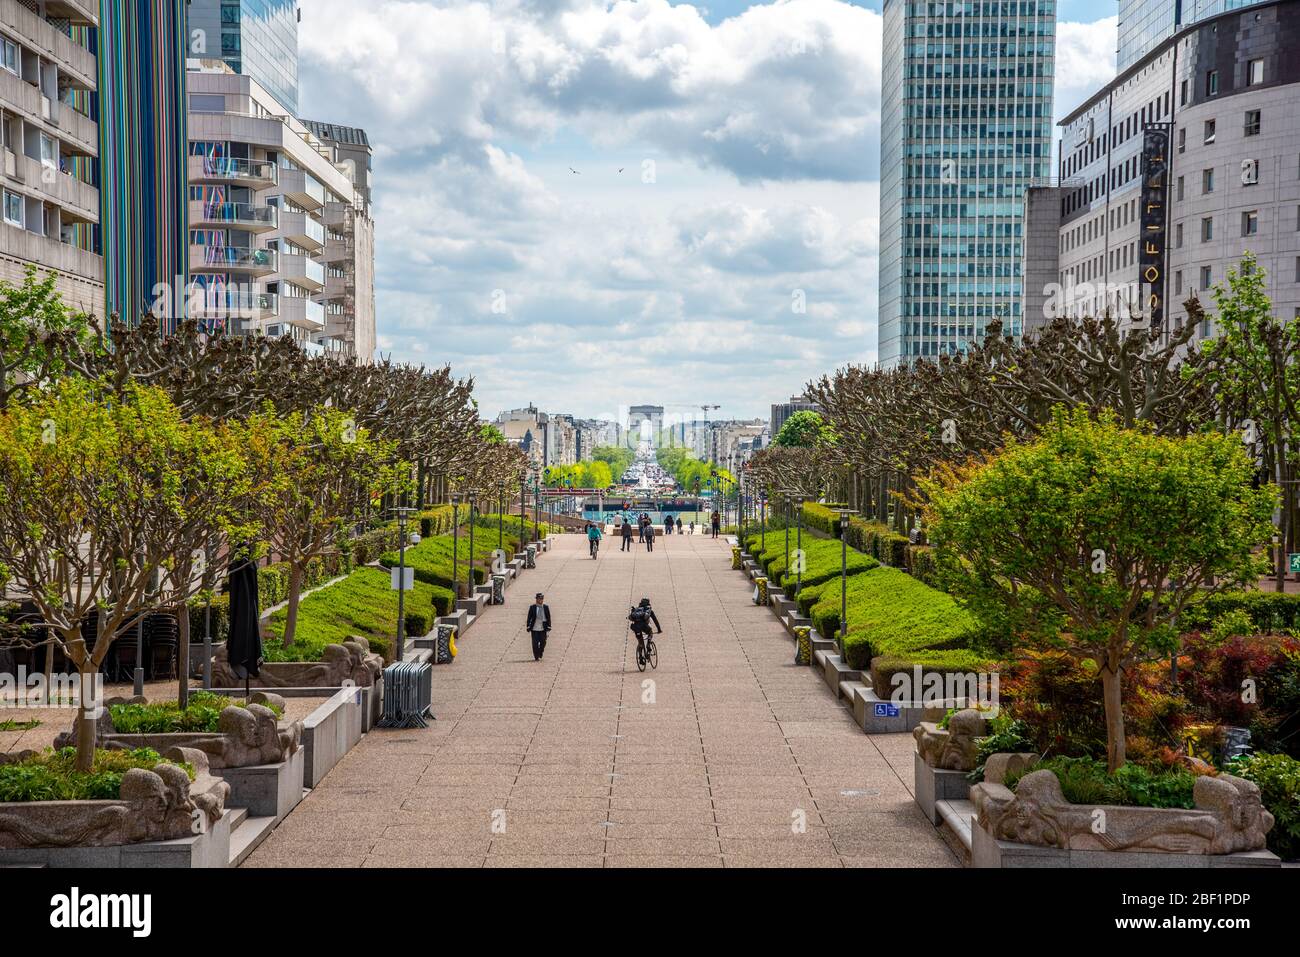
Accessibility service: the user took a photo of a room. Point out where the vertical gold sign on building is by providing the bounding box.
[1139,123,1172,331]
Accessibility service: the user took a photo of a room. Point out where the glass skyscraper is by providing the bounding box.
[877,0,1056,368]
[1117,0,1271,70]
[188,0,299,114]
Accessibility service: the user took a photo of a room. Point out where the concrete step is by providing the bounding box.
[936,798,976,852]
[227,811,277,868]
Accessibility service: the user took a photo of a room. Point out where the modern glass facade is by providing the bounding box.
[877,0,1056,367]
[189,0,299,114]
[1118,0,1271,70]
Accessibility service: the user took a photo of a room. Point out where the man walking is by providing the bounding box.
[711,510,721,539]
[645,522,656,553]
[621,518,634,552]
[526,592,552,661]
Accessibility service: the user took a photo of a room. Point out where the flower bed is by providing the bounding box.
[107,692,283,735]
[0,748,194,802]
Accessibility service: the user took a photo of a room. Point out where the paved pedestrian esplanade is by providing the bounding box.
[246,534,957,867]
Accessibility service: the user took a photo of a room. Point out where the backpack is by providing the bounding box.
[629,605,649,625]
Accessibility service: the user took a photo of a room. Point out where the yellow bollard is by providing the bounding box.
[793,626,812,666]
[731,546,742,570]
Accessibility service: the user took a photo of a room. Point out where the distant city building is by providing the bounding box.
[877,0,1057,366]
[627,405,664,445]
[770,395,819,437]
[1117,0,1272,72]
[187,0,299,114]
[186,64,374,357]
[0,0,103,313]
[1026,0,1300,336]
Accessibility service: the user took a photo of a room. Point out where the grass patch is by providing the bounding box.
[0,747,194,802]
[265,566,451,662]
[108,691,282,734]
[0,719,41,732]
[1005,755,1197,810]
[379,528,520,590]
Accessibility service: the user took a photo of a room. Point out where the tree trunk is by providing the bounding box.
[1100,658,1126,773]
[176,601,190,709]
[75,658,98,774]
[282,562,305,648]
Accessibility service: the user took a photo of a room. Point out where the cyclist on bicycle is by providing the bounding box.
[587,521,602,558]
[628,598,662,656]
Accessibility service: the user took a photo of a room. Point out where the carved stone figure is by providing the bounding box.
[913,709,986,771]
[972,769,1274,854]
[981,751,1040,785]
[0,746,227,849]
[208,639,381,688]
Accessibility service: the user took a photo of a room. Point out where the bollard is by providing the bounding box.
[491,573,506,605]
[793,626,812,666]
[755,576,769,606]
[731,546,742,570]
[434,624,458,665]
[525,544,537,569]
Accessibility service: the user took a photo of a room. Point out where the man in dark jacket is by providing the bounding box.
[645,522,656,552]
[526,593,552,660]
[621,518,634,552]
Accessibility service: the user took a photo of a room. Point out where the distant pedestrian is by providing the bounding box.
[689,520,696,535]
[526,593,552,661]
[676,518,683,535]
[711,510,721,539]
[663,513,674,536]
[621,519,634,552]
[645,523,656,552]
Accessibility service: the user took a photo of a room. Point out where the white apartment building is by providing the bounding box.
[0,0,101,312]
[186,62,374,358]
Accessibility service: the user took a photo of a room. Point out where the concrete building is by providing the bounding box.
[497,405,549,471]
[711,419,767,472]
[1118,0,1273,72]
[1032,0,1300,335]
[877,0,1057,367]
[187,0,299,114]
[185,63,374,356]
[0,0,102,312]
[770,395,819,437]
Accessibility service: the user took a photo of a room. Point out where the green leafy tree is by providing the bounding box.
[0,380,245,772]
[246,406,411,648]
[773,409,834,448]
[920,407,1276,772]
[592,445,634,481]
[0,266,94,409]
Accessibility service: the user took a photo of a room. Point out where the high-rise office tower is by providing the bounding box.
[877,0,1056,367]
[187,0,298,114]
[99,0,189,328]
[1117,0,1272,71]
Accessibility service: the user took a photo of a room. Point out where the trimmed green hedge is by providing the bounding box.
[745,532,878,591]
[379,528,517,592]
[845,518,909,567]
[265,566,450,662]
[801,502,849,538]
[807,565,988,675]
[1181,590,1300,634]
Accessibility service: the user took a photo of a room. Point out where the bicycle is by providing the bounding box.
[633,628,659,671]
[589,537,600,559]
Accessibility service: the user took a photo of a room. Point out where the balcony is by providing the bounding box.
[280,168,326,211]
[275,210,325,251]
[190,200,279,233]
[277,295,326,331]
[0,2,97,86]
[16,156,99,223]
[189,244,278,276]
[0,221,103,283]
[45,0,98,25]
[188,154,278,188]
[322,201,354,228]
[188,288,279,326]
[279,253,325,291]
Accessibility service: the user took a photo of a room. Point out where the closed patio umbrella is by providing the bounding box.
[226,555,262,697]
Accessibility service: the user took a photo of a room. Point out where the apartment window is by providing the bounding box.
[1295,257,1300,283]
[1,189,22,227]
[1245,110,1261,136]
[39,133,56,169]
[1,36,17,76]
[1176,222,1184,248]
[1200,266,1212,289]
[1203,119,1216,145]
[1243,211,1258,236]
[189,94,225,113]
[1247,58,1264,86]
[1175,270,1183,295]
[1206,70,1219,96]
[1202,168,1215,194]
[1178,127,1186,153]
[1180,78,1188,105]
[1177,175,1185,200]
[1202,217,1214,241]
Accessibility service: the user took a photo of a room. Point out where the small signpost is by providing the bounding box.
[391,566,414,591]
[1289,553,1300,574]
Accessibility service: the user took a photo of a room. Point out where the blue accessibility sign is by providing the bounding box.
[873,703,900,718]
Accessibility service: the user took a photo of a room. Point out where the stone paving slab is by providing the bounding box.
[244,533,956,868]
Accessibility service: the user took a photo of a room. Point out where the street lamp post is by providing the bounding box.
[760,492,767,552]
[795,494,804,599]
[533,477,541,542]
[520,478,527,550]
[391,506,417,661]
[783,492,792,589]
[837,508,855,657]
[497,481,505,555]
[466,492,477,599]
[451,492,462,599]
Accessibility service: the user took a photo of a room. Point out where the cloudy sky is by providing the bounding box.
[298,0,1119,422]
